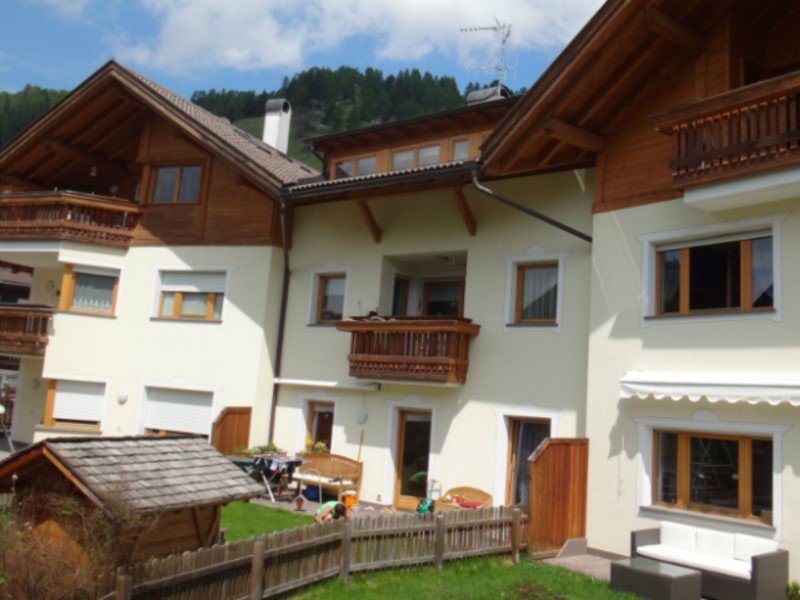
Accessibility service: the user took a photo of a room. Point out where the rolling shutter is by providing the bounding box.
[144,387,213,435]
[160,272,226,293]
[53,380,105,423]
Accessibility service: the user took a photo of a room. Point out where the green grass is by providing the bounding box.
[220,501,313,542]
[293,556,641,600]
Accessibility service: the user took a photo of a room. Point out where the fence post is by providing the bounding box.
[114,568,132,600]
[511,508,521,564]
[434,513,445,570]
[250,539,265,600]
[340,520,353,583]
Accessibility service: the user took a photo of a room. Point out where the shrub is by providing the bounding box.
[787,581,800,600]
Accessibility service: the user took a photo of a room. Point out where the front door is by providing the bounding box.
[394,410,432,510]
[507,418,550,505]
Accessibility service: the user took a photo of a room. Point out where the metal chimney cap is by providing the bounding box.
[265,98,291,113]
[465,85,512,105]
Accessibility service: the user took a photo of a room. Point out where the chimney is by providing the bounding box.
[262,98,292,153]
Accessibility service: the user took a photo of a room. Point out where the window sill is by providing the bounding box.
[643,308,778,326]
[36,423,101,434]
[150,316,222,324]
[58,309,116,319]
[505,321,558,328]
[639,504,774,534]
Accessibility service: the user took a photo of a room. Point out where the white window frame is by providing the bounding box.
[634,410,790,539]
[151,266,232,324]
[306,262,353,327]
[503,248,567,333]
[638,213,787,327]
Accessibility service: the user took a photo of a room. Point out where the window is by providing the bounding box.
[392,150,414,171]
[657,234,773,316]
[157,271,226,321]
[60,265,119,316]
[653,430,772,524]
[333,155,376,179]
[306,401,334,447]
[452,139,470,161]
[144,387,213,436]
[152,164,202,204]
[423,280,464,317]
[44,379,105,429]
[315,273,346,323]
[417,145,440,167]
[515,263,558,324]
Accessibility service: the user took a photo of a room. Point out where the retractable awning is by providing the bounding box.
[620,372,800,407]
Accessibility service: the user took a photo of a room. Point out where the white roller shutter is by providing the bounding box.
[144,387,213,435]
[53,380,105,423]
[160,271,226,293]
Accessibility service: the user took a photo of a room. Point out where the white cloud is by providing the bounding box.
[28,0,89,20]
[113,0,603,75]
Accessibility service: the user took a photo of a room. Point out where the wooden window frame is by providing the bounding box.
[422,279,465,318]
[332,154,377,179]
[651,429,772,524]
[149,163,203,205]
[514,262,558,325]
[58,265,120,317]
[315,273,346,324]
[43,380,102,431]
[451,138,471,162]
[306,401,335,446]
[655,235,774,317]
[158,290,223,322]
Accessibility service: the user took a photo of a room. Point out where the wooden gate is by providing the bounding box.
[210,407,252,455]
[527,438,588,556]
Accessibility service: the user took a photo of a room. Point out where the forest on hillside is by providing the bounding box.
[1,66,522,166]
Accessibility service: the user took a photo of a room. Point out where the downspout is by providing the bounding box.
[470,169,592,243]
[267,195,291,443]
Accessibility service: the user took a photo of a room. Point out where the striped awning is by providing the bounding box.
[620,372,800,407]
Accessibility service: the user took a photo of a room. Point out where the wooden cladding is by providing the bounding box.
[527,438,588,556]
[335,317,480,384]
[652,70,800,187]
[0,304,53,356]
[0,191,141,247]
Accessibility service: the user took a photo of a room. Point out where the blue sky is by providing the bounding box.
[1,0,602,99]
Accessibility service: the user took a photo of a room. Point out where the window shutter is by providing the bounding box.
[144,387,213,435]
[160,271,226,293]
[53,380,105,423]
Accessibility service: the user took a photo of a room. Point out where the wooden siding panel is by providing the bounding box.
[764,5,800,74]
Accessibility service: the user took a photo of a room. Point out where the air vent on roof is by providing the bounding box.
[263,99,292,153]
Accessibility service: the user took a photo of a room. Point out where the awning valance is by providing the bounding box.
[620,372,800,407]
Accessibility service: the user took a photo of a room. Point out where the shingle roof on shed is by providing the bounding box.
[0,435,262,513]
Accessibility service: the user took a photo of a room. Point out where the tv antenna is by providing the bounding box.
[461,19,515,93]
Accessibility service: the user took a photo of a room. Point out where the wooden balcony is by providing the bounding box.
[335,316,481,384]
[652,71,800,187]
[0,191,142,247]
[0,304,53,357]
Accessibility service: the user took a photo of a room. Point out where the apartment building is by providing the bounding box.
[483,0,800,578]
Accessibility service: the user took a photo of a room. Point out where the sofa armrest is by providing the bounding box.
[751,549,788,598]
[631,528,660,556]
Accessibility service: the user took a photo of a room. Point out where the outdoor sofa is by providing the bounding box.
[631,521,788,600]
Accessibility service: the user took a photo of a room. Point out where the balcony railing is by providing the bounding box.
[651,71,800,187]
[0,191,142,247]
[0,304,53,357]
[335,316,481,384]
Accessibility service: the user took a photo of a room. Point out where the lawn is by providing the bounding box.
[220,500,313,541]
[294,556,641,600]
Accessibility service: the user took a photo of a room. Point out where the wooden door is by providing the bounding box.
[210,407,251,455]
[506,418,550,505]
[307,401,334,446]
[394,410,432,510]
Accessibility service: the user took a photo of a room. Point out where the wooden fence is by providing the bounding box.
[96,506,525,599]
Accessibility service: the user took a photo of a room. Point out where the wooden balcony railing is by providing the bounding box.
[0,304,53,357]
[651,71,800,187]
[335,316,481,384]
[0,191,142,247]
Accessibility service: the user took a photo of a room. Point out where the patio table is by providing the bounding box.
[611,556,701,600]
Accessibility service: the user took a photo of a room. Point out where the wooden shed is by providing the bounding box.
[0,435,262,558]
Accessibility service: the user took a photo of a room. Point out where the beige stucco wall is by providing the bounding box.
[4,242,281,447]
[273,170,594,504]
[584,195,800,577]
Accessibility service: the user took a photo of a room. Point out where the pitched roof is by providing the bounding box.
[0,60,320,191]
[0,435,262,512]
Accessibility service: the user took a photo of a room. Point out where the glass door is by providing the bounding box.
[507,418,550,505]
[394,410,432,510]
